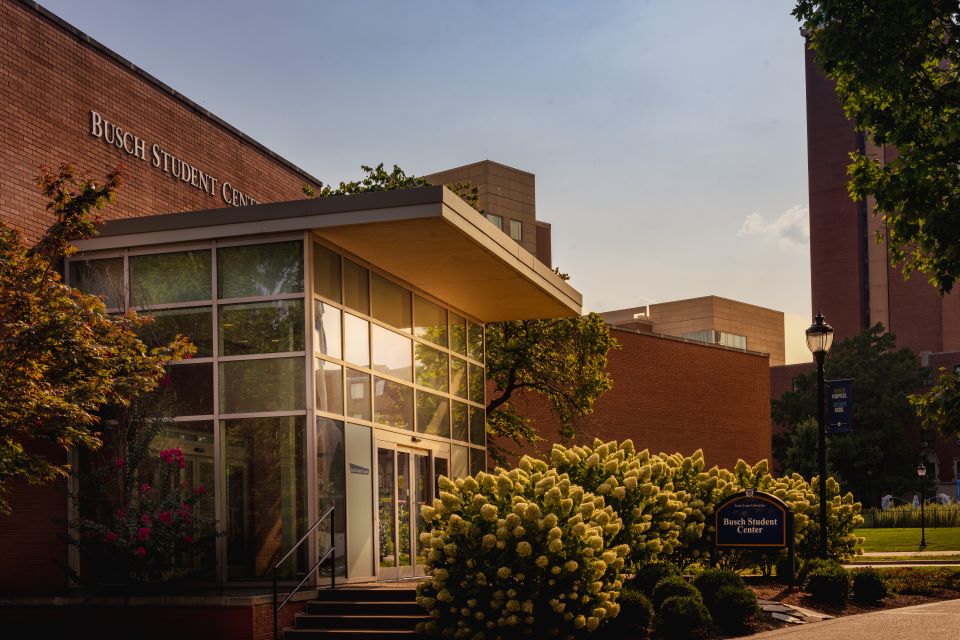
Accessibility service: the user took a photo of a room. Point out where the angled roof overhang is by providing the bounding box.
[75,186,581,322]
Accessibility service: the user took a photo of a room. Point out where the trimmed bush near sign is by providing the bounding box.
[851,568,888,604]
[804,561,852,604]
[656,594,711,639]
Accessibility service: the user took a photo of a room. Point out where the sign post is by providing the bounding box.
[713,490,795,585]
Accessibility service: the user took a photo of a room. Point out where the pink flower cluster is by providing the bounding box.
[159,448,186,469]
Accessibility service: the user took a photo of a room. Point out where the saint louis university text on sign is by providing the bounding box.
[88,110,260,207]
[714,490,790,548]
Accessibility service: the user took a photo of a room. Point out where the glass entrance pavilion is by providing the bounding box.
[68,186,581,585]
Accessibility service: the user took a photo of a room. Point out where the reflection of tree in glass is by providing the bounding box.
[220,300,304,355]
[137,307,213,357]
[316,418,346,578]
[374,377,412,430]
[416,391,449,436]
[217,241,303,299]
[219,358,305,414]
[72,258,124,309]
[129,250,211,307]
[414,342,448,392]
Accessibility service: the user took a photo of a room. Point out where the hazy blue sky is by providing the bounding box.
[42,0,813,362]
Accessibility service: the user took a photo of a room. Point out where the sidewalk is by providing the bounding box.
[750,598,960,638]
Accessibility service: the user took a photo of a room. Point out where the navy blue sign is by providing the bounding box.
[715,491,788,548]
[827,379,854,434]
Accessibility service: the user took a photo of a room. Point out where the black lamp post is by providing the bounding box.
[806,310,834,559]
[917,463,927,548]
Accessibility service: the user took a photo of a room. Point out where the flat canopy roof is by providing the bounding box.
[76,186,582,322]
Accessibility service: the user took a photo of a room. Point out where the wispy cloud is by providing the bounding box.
[738,205,809,249]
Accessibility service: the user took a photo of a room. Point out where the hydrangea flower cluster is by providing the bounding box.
[416,458,630,639]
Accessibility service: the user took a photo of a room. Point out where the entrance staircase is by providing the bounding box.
[283,586,427,639]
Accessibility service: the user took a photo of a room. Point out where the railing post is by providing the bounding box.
[273,566,279,640]
[331,507,336,590]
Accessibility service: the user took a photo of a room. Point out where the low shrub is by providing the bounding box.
[797,557,832,585]
[629,562,681,597]
[878,567,960,595]
[804,561,851,604]
[651,575,700,609]
[607,587,653,636]
[655,595,711,639]
[711,585,759,632]
[774,555,796,584]
[692,568,745,609]
[851,569,887,604]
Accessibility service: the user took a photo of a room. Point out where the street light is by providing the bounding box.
[806,310,834,559]
[917,463,927,548]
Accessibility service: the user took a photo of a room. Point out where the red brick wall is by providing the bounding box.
[499,329,772,471]
[0,0,320,242]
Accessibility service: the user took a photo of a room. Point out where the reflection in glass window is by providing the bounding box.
[470,406,485,446]
[316,359,343,416]
[217,241,303,299]
[316,418,346,579]
[451,401,469,442]
[223,416,305,580]
[139,307,213,357]
[485,213,503,231]
[166,363,213,416]
[450,357,467,399]
[468,322,484,361]
[219,300,304,355]
[371,273,411,333]
[219,357,305,413]
[452,445,468,478]
[72,258,124,309]
[343,313,370,367]
[346,368,371,421]
[470,448,486,475]
[343,260,369,314]
[314,302,342,359]
[416,391,449,437]
[508,219,523,243]
[468,363,485,405]
[374,377,413,430]
[414,296,447,347]
[313,243,341,303]
[371,324,412,381]
[130,250,211,306]
[450,313,467,355]
[415,344,448,392]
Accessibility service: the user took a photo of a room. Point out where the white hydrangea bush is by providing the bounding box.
[416,458,630,639]
[549,440,688,568]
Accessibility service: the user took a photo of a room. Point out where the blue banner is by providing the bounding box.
[827,379,854,434]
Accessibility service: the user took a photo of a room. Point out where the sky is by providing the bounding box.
[41,0,814,363]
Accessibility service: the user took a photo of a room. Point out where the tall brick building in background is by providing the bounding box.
[771,40,960,497]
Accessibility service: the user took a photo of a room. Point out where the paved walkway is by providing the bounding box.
[750,598,960,638]
[859,551,960,558]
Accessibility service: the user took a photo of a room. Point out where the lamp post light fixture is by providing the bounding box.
[917,463,927,548]
[806,310,834,559]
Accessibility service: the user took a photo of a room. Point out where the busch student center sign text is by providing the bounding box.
[714,491,789,548]
[89,111,260,207]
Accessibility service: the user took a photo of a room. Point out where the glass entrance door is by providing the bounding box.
[376,443,436,580]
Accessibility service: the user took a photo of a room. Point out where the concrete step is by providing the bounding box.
[306,600,425,616]
[312,588,419,602]
[294,613,426,630]
[283,629,424,639]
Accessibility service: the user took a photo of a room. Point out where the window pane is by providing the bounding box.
[452,401,469,442]
[371,325,412,381]
[316,359,343,416]
[450,357,467,398]
[470,448,486,475]
[165,362,213,416]
[468,322,484,361]
[414,296,447,347]
[139,306,213,357]
[316,418,346,580]
[485,213,503,230]
[469,363,485,405]
[452,445,469,478]
[314,301,342,359]
[343,313,370,366]
[130,250,211,306]
[313,243,341,303]
[223,416,306,580]
[415,344,448,392]
[508,219,523,243]
[219,357,305,413]
[343,260,369,314]
[217,241,303,299]
[416,391,449,437]
[470,406,485,446]
[374,377,413,430]
[370,273,411,333]
[346,368,371,421]
[450,313,467,355]
[72,258,123,309]
[219,300,305,355]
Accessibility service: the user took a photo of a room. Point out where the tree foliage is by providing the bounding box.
[910,367,960,437]
[305,164,618,462]
[794,1,960,294]
[772,324,922,506]
[0,165,190,513]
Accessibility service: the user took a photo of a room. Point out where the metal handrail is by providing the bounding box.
[273,506,336,640]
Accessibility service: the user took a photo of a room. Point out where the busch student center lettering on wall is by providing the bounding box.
[89,110,260,207]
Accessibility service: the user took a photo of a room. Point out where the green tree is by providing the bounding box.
[780,417,835,480]
[772,324,923,506]
[305,164,618,462]
[794,1,960,294]
[0,165,190,514]
[910,367,960,437]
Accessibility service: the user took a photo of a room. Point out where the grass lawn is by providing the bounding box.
[856,527,960,552]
